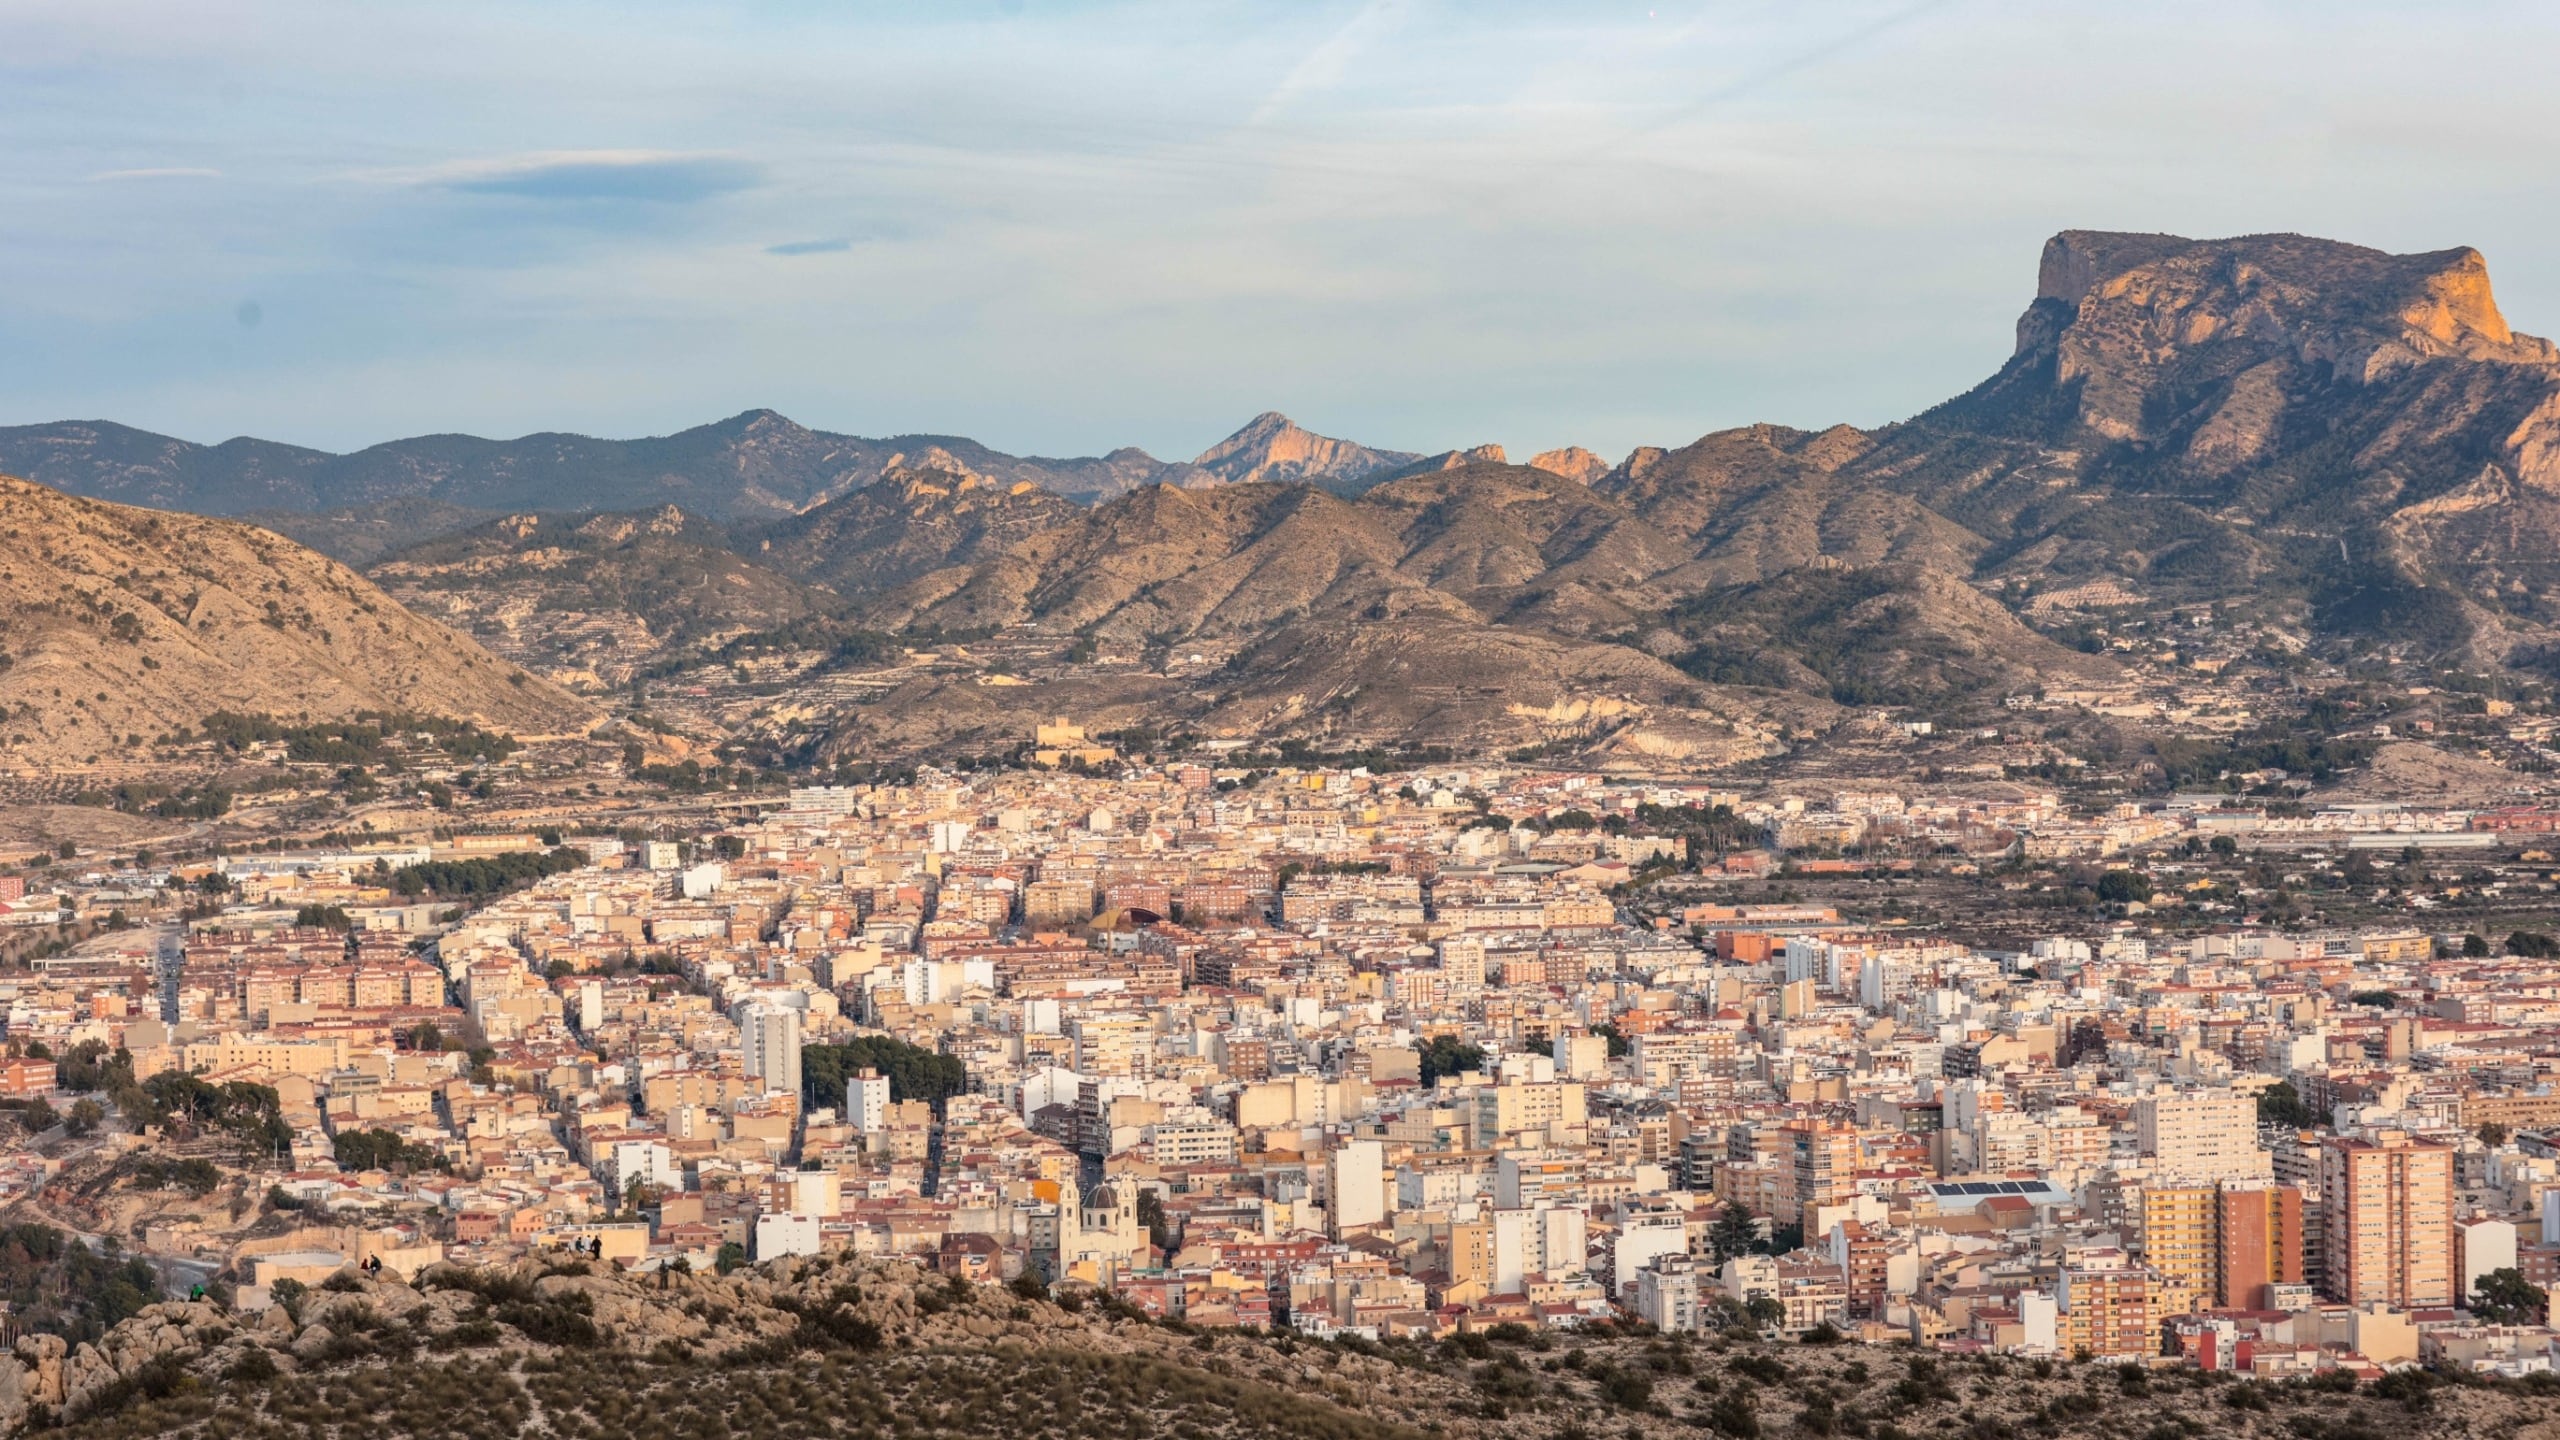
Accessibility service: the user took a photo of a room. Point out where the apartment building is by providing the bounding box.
[2320,1131,2454,1308]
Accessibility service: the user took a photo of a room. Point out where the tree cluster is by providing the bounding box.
[802,1037,969,1113]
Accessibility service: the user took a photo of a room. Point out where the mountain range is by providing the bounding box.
[4,226,2555,762]
[0,408,1448,526]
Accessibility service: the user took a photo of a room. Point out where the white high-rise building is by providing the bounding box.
[1611,1210,1691,1298]
[739,1004,802,1099]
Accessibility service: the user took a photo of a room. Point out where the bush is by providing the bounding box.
[1707,1388,1761,1437]
[1597,1368,1653,1410]
[224,1347,279,1383]
[1730,1352,1790,1386]
[494,1294,600,1348]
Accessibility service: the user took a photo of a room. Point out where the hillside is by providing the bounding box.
[838,455,2113,753]
[834,228,2560,754]
[0,476,592,769]
[5,1255,2548,1440]
[367,506,850,690]
[758,467,1081,599]
[239,499,500,567]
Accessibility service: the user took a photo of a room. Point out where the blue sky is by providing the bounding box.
[4,1,2557,463]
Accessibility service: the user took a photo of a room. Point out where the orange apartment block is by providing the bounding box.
[2320,1132,2454,1308]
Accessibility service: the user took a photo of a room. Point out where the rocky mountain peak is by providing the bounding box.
[2030,230,2535,362]
[1189,412,1420,488]
[1986,230,2560,455]
[713,407,805,436]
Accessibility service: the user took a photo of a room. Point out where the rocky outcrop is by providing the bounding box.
[1526,446,1609,484]
[0,1302,239,1432]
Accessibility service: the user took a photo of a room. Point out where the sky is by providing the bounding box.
[3,0,2558,464]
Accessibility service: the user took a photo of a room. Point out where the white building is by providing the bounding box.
[1327,1139,1387,1235]
[739,1004,802,1099]
[2134,1087,2270,1183]
[2458,1218,2518,1306]
[754,1212,823,1261]
[606,1140,679,1198]
[1490,1205,1586,1295]
[848,1069,892,1133]
[1552,1031,1609,1081]
[1634,1253,1710,1332]
[1609,1210,1691,1298]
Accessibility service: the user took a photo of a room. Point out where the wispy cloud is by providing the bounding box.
[1250,0,1405,125]
[1643,0,1958,131]
[766,237,853,256]
[88,167,221,182]
[401,149,762,203]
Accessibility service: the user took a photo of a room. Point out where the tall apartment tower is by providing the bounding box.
[2320,1132,2454,1308]
[2133,1181,2307,1314]
[849,1068,892,1133]
[2134,1186,2219,1314]
[2136,1088,2271,1183]
[1790,1119,1861,1228]
[2216,1181,2306,1308]
[739,1003,803,1100]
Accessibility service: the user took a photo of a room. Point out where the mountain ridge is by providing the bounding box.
[0,408,1493,534]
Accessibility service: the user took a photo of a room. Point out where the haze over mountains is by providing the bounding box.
[4,227,2557,759]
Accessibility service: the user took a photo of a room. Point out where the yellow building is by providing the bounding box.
[2135,1186,2217,1315]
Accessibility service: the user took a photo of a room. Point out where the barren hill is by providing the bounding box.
[24,226,2560,762]
[858,447,2114,744]
[0,476,591,768]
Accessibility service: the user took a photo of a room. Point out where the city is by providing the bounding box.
[5,732,2558,1394]
[10,4,2560,1437]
